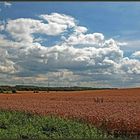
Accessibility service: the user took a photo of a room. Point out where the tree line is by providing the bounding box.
[0,85,116,93]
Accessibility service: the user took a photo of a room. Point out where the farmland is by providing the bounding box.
[0,88,140,139]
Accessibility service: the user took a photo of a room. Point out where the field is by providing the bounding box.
[0,88,140,138]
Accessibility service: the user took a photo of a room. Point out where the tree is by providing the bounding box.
[12,89,16,93]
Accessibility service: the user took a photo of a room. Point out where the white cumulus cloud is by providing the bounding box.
[0,12,140,87]
[40,13,76,28]
[132,51,140,59]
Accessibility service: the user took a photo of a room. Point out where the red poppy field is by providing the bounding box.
[0,88,140,137]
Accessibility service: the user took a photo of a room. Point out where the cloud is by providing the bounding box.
[0,24,4,31]
[0,12,140,87]
[40,13,76,28]
[0,48,16,73]
[65,32,104,46]
[6,14,76,43]
[4,2,12,7]
[119,39,140,51]
[131,51,140,59]
[74,26,88,34]
[117,42,127,46]
[120,57,140,74]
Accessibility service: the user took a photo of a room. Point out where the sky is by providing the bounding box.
[0,2,140,88]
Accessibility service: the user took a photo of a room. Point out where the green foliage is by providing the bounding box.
[0,110,111,139]
[12,89,16,93]
[0,90,3,93]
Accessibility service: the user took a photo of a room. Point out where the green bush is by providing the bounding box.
[0,90,3,93]
[12,89,16,93]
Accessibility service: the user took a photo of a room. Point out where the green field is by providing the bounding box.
[0,110,115,139]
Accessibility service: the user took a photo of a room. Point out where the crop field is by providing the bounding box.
[0,88,140,138]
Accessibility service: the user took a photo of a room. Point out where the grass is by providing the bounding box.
[0,110,113,139]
